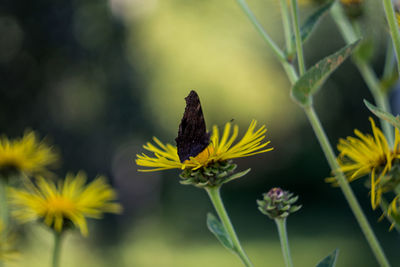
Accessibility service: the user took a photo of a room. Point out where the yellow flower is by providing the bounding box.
[335,118,400,209]
[9,172,122,236]
[136,120,273,172]
[0,131,59,176]
[396,12,400,28]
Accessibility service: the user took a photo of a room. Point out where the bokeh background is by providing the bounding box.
[1,0,400,266]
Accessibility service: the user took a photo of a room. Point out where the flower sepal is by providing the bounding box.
[179,161,250,188]
[379,164,400,193]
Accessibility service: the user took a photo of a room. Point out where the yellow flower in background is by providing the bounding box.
[136,120,273,172]
[335,118,400,209]
[396,12,400,28]
[0,131,59,177]
[9,172,122,236]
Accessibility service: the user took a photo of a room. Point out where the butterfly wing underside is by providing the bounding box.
[175,90,210,162]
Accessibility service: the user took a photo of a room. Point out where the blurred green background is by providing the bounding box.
[1,0,399,266]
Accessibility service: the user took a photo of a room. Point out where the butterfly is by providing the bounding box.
[175,90,210,163]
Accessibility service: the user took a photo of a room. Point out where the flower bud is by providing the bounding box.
[257,187,301,219]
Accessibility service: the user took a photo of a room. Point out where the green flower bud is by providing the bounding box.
[257,188,302,219]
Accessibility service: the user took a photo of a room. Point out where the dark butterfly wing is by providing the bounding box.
[175,90,210,162]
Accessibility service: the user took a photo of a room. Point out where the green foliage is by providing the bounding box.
[315,249,339,267]
[206,213,234,252]
[291,41,360,106]
[364,100,400,129]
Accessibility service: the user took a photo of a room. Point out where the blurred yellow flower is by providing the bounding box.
[396,12,400,28]
[335,118,400,209]
[0,131,59,177]
[9,172,122,236]
[136,120,273,172]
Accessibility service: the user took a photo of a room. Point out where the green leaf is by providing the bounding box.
[291,41,360,106]
[364,100,400,129]
[223,168,251,184]
[206,213,235,251]
[299,2,333,44]
[316,249,339,267]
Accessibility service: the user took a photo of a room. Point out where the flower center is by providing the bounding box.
[185,145,214,165]
[45,196,76,214]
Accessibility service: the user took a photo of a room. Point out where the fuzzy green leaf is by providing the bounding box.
[223,168,251,184]
[316,249,339,267]
[364,100,400,129]
[206,213,235,251]
[291,41,360,106]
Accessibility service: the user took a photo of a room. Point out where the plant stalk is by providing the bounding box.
[0,178,5,267]
[355,61,394,145]
[280,0,294,54]
[52,231,63,267]
[331,2,394,145]
[275,218,293,267]
[382,0,400,75]
[206,186,253,267]
[303,106,390,267]
[0,178,8,230]
[289,0,306,75]
[237,1,391,265]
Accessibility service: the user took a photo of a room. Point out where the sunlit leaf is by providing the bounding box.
[291,41,360,106]
[206,213,235,251]
[316,249,339,267]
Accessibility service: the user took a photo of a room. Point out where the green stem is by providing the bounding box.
[280,0,294,54]
[383,40,395,81]
[331,3,394,145]
[237,1,390,265]
[236,0,299,82]
[290,0,306,75]
[304,106,390,267]
[330,3,358,43]
[382,0,400,75]
[275,218,293,267]
[0,178,8,230]
[355,61,394,146]
[206,186,253,267]
[51,231,63,267]
[236,0,287,63]
[0,178,6,267]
